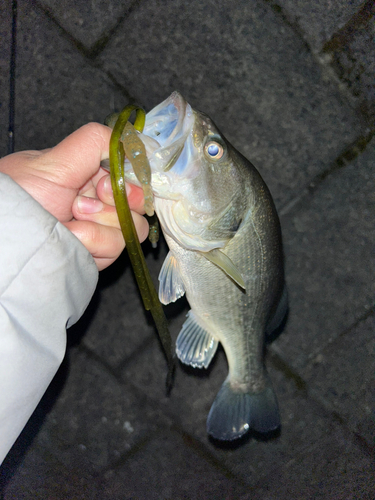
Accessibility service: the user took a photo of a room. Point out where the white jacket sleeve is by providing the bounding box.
[0,173,99,463]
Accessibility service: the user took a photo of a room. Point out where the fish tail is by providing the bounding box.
[206,377,280,440]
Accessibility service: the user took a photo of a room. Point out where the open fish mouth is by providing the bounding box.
[123,92,195,192]
[143,91,190,150]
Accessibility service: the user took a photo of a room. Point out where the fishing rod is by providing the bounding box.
[8,0,17,155]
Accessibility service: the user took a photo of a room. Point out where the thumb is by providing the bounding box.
[44,122,112,190]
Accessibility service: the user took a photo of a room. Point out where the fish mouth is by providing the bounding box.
[144,91,191,151]
[124,91,195,193]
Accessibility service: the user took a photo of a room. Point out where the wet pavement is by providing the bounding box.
[0,0,374,498]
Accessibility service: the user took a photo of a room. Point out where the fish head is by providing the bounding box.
[125,91,248,251]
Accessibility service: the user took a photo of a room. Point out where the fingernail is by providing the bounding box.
[125,183,131,196]
[104,176,114,198]
[77,196,103,214]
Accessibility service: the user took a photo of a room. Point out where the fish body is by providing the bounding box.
[125,92,286,440]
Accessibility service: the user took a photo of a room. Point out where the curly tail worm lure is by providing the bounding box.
[109,105,174,391]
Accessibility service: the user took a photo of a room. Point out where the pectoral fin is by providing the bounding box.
[158,252,185,305]
[200,249,246,291]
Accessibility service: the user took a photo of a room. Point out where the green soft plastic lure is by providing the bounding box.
[109,105,174,391]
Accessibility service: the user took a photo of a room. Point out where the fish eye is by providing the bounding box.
[204,141,224,160]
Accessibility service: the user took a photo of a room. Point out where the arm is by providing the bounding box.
[0,123,147,463]
[0,173,97,462]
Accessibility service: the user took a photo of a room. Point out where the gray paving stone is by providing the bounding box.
[0,0,12,157]
[219,365,354,485]
[39,0,133,50]
[305,312,375,448]
[98,0,365,210]
[273,138,375,371]
[246,428,374,499]
[79,254,156,368]
[329,14,375,121]
[122,334,227,441]
[10,0,127,153]
[122,337,352,486]
[277,0,366,52]
[98,431,247,500]
[1,446,97,499]
[24,347,172,473]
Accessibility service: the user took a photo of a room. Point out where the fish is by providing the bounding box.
[124,91,287,440]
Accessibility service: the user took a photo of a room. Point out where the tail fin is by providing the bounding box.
[206,378,280,440]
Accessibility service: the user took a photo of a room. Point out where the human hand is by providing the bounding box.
[0,123,148,270]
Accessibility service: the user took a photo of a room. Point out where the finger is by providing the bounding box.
[41,123,112,189]
[72,196,120,229]
[95,175,115,205]
[64,212,149,261]
[78,179,97,198]
[90,166,110,188]
[65,220,124,270]
[96,174,146,214]
[77,166,112,199]
[128,183,146,213]
[94,256,120,271]
[73,195,150,240]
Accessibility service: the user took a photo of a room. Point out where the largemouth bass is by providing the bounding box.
[124,91,287,440]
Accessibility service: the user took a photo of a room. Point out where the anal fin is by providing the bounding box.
[207,377,280,440]
[176,311,218,369]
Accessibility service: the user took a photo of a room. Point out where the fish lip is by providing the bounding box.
[144,90,188,147]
